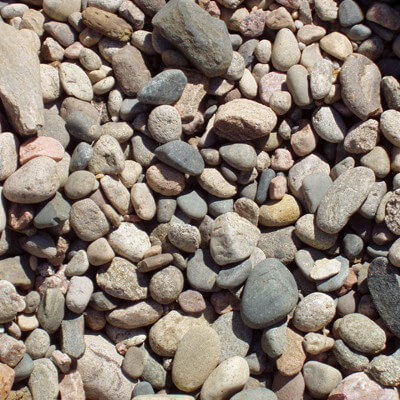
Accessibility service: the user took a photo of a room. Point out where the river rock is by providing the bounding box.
[316,167,375,234]
[28,358,59,400]
[152,0,232,77]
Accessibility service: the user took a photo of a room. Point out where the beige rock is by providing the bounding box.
[198,168,237,198]
[59,371,85,400]
[131,183,156,220]
[320,32,353,61]
[0,362,14,400]
[146,164,185,196]
[259,194,301,227]
[276,328,306,377]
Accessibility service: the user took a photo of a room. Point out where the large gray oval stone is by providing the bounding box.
[240,258,298,329]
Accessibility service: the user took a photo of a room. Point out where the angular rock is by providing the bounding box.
[152,0,232,77]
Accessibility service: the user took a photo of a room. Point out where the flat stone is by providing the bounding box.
[3,157,59,204]
[312,106,347,143]
[302,173,332,214]
[138,69,187,105]
[214,99,277,141]
[34,192,71,229]
[316,167,375,234]
[77,334,134,400]
[172,326,220,392]
[311,258,341,279]
[152,0,232,77]
[28,359,59,400]
[210,212,260,266]
[146,163,185,196]
[37,288,65,334]
[316,255,349,292]
[259,194,301,227]
[0,22,43,136]
[187,249,219,292]
[65,276,93,314]
[0,256,34,290]
[155,140,204,176]
[66,111,101,143]
[61,312,85,359]
[241,258,298,329]
[219,143,257,172]
[43,0,81,21]
[340,53,382,121]
[177,190,207,220]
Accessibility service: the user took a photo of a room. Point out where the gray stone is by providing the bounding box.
[28,358,59,400]
[66,111,101,143]
[187,248,219,292]
[316,167,375,234]
[61,312,85,359]
[256,169,276,205]
[241,258,298,329]
[152,0,232,77]
[0,255,34,289]
[38,109,70,149]
[216,258,252,289]
[122,346,145,380]
[368,257,400,339]
[212,312,253,362]
[310,59,334,100]
[381,76,400,111]
[271,28,300,72]
[219,143,257,171]
[316,256,349,292]
[77,334,135,400]
[138,69,187,105]
[231,388,277,400]
[177,190,207,220]
[148,105,182,144]
[0,280,25,324]
[261,319,288,358]
[3,157,59,204]
[312,106,347,143]
[302,172,332,214]
[33,192,71,229]
[338,0,363,27]
[66,250,89,276]
[14,353,34,383]
[342,233,363,259]
[19,232,57,259]
[37,288,65,334]
[65,276,93,314]
[133,382,155,397]
[155,140,205,176]
[340,53,382,121]
[0,22,43,136]
[25,328,50,360]
[359,180,387,219]
[65,170,97,200]
[141,348,167,390]
[286,64,312,107]
[333,339,370,372]
[208,196,234,218]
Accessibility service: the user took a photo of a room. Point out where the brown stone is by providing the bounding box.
[178,290,206,314]
[146,163,186,196]
[276,328,306,377]
[0,362,15,400]
[272,372,305,400]
[137,253,174,272]
[210,291,240,314]
[82,7,132,41]
[7,203,35,231]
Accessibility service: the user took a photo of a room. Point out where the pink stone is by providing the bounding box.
[269,176,288,200]
[36,266,69,295]
[240,8,266,38]
[271,148,294,171]
[206,1,220,18]
[178,290,206,314]
[0,362,15,400]
[290,120,318,157]
[7,203,34,230]
[210,291,240,314]
[64,42,84,60]
[19,136,64,165]
[50,350,72,374]
[259,72,288,105]
[272,372,305,400]
[328,372,399,400]
[59,371,85,400]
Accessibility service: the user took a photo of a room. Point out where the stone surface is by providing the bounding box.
[241,258,298,329]
[28,358,59,400]
[276,328,306,377]
[152,0,232,77]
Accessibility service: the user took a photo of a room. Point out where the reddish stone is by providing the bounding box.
[336,268,358,296]
[19,136,64,165]
[272,372,305,400]
[0,362,15,400]
[259,72,288,105]
[178,290,206,314]
[206,1,220,18]
[328,372,399,400]
[36,265,69,295]
[7,203,34,230]
[269,176,287,200]
[59,371,85,400]
[240,8,266,38]
[271,148,294,171]
[276,328,306,377]
[210,291,240,314]
[49,236,70,266]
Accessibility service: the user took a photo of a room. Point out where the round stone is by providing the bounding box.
[148,105,182,143]
[64,171,97,200]
[259,194,301,228]
[122,346,145,379]
[271,28,301,72]
[168,223,201,253]
[293,293,336,332]
[312,106,347,143]
[149,265,184,304]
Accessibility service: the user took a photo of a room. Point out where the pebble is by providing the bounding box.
[286,64,312,107]
[276,328,306,377]
[293,292,336,332]
[380,109,400,147]
[259,72,287,105]
[259,194,301,227]
[37,288,65,334]
[61,313,85,359]
[0,280,27,324]
[303,333,334,355]
[25,329,50,360]
[303,361,342,399]
[241,258,298,329]
[148,105,182,143]
[261,319,288,358]
[28,358,59,400]
[312,106,347,144]
[271,28,300,72]
[172,326,220,392]
[146,163,186,196]
[272,372,305,400]
[332,339,370,372]
[368,355,400,387]
[186,249,219,292]
[200,356,249,400]
[177,190,207,220]
[149,265,184,304]
[178,290,206,314]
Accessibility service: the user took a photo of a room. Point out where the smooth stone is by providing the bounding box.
[219,143,257,171]
[316,167,375,234]
[261,319,288,358]
[259,194,301,228]
[187,249,220,292]
[155,140,204,176]
[172,326,220,392]
[3,157,59,204]
[342,233,364,259]
[320,32,353,60]
[339,0,363,27]
[312,106,346,143]
[19,232,56,259]
[0,132,19,181]
[138,69,187,105]
[212,311,253,362]
[132,383,155,397]
[122,346,145,379]
[33,192,71,229]
[101,175,131,215]
[152,0,232,77]
[77,334,134,400]
[43,0,81,21]
[200,356,249,400]
[66,111,101,143]
[332,340,370,372]
[0,256,34,290]
[302,173,332,213]
[210,212,260,266]
[310,59,334,100]
[146,163,186,196]
[368,257,400,338]
[337,313,386,354]
[381,76,400,111]
[272,372,305,400]
[25,329,50,360]
[241,258,298,329]
[13,353,34,383]
[216,257,251,289]
[214,99,277,141]
[231,388,277,400]
[177,190,207,220]
[59,62,93,101]
[148,105,182,144]
[303,361,342,399]
[256,168,276,204]
[276,328,306,377]
[380,109,400,147]
[37,288,65,334]
[293,293,336,332]
[340,53,382,121]
[149,265,184,304]
[61,312,85,359]
[0,22,43,136]
[315,256,349,292]
[286,64,312,107]
[28,358,59,400]
[271,28,300,72]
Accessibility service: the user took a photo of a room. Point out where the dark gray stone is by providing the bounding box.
[33,192,71,229]
[219,143,257,171]
[89,291,119,311]
[240,258,298,329]
[187,248,220,292]
[157,197,177,223]
[155,140,205,176]
[216,258,252,289]
[344,24,372,41]
[141,348,168,390]
[333,339,370,372]
[14,353,34,383]
[66,111,102,142]
[138,69,187,105]
[177,190,207,220]
[70,142,93,172]
[37,109,70,149]
[256,169,276,205]
[368,257,400,338]
[208,195,234,218]
[339,0,364,27]
[0,255,34,289]
[316,256,349,292]
[152,0,232,77]
[342,233,364,259]
[132,381,154,397]
[37,288,65,334]
[61,312,85,359]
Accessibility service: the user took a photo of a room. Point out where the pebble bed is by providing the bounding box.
[0,0,400,399]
